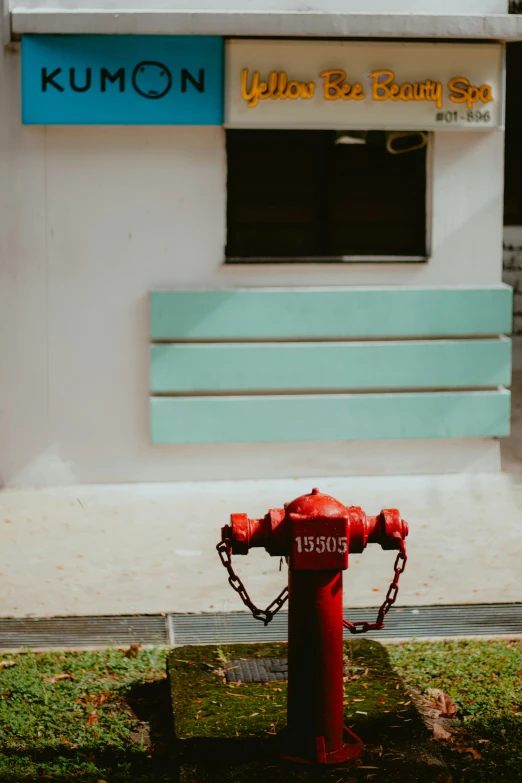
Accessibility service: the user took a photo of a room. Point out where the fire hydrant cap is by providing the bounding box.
[285,487,348,520]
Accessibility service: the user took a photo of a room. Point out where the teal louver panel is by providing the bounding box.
[150,390,511,444]
[150,339,511,392]
[150,287,512,340]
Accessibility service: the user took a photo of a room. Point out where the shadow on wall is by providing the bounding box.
[503,228,522,335]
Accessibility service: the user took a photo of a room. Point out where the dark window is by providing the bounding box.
[225,129,427,263]
[504,43,522,226]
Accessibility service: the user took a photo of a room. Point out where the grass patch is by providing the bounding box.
[0,647,175,782]
[0,639,520,781]
[389,639,522,782]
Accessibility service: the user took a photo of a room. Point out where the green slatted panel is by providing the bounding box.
[150,287,512,340]
[150,390,510,444]
[150,339,511,393]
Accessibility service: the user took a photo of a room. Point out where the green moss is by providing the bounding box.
[169,641,444,782]
[170,642,288,740]
[169,640,417,743]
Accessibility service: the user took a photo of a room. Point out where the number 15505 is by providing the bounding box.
[295,536,347,554]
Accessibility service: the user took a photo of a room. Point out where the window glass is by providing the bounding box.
[225,129,427,262]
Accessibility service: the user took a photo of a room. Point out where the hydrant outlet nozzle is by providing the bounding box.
[225,509,288,556]
[367,509,409,550]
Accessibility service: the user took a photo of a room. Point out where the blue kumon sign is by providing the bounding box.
[21,35,224,125]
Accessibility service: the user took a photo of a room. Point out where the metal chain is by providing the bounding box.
[216,540,289,626]
[343,539,408,635]
[217,537,407,633]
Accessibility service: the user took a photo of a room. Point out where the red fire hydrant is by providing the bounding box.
[217,487,408,765]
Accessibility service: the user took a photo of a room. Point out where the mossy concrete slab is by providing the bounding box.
[168,639,451,783]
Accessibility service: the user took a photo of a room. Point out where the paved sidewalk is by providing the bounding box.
[0,471,521,618]
[2,372,521,620]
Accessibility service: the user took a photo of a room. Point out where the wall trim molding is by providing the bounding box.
[11,11,522,40]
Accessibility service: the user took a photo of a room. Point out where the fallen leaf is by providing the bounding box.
[46,673,74,683]
[124,643,142,659]
[86,710,99,726]
[226,692,247,698]
[0,661,16,669]
[372,588,381,592]
[456,746,481,760]
[427,688,458,717]
[433,722,452,741]
[249,713,259,717]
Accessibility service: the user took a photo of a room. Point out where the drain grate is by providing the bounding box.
[170,603,522,645]
[0,615,168,649]
[0,604,520,649]
[226,658,288,683]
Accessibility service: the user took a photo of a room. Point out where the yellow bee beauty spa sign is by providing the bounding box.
[225,40,503,130]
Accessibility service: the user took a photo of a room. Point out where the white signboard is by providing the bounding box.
[225,40,504,131]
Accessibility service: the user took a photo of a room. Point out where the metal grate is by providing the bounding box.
[0,615,168,649]
[170,604,522,645]
[226,658,288,683]
[0,605,520,650]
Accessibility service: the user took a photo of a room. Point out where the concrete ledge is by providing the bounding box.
[168,641,452,782]
[5,438,503,486]
[10,10,522,40]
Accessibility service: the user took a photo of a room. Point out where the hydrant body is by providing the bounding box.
[287,567,347,763]
[219,488,408,765]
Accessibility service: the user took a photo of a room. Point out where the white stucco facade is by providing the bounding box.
[0,3,514,487]
[8,0,510,12]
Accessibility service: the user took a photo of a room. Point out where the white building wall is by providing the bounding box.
[0,36,507,487]
[10,0,508,14]
[9,0,510,12]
